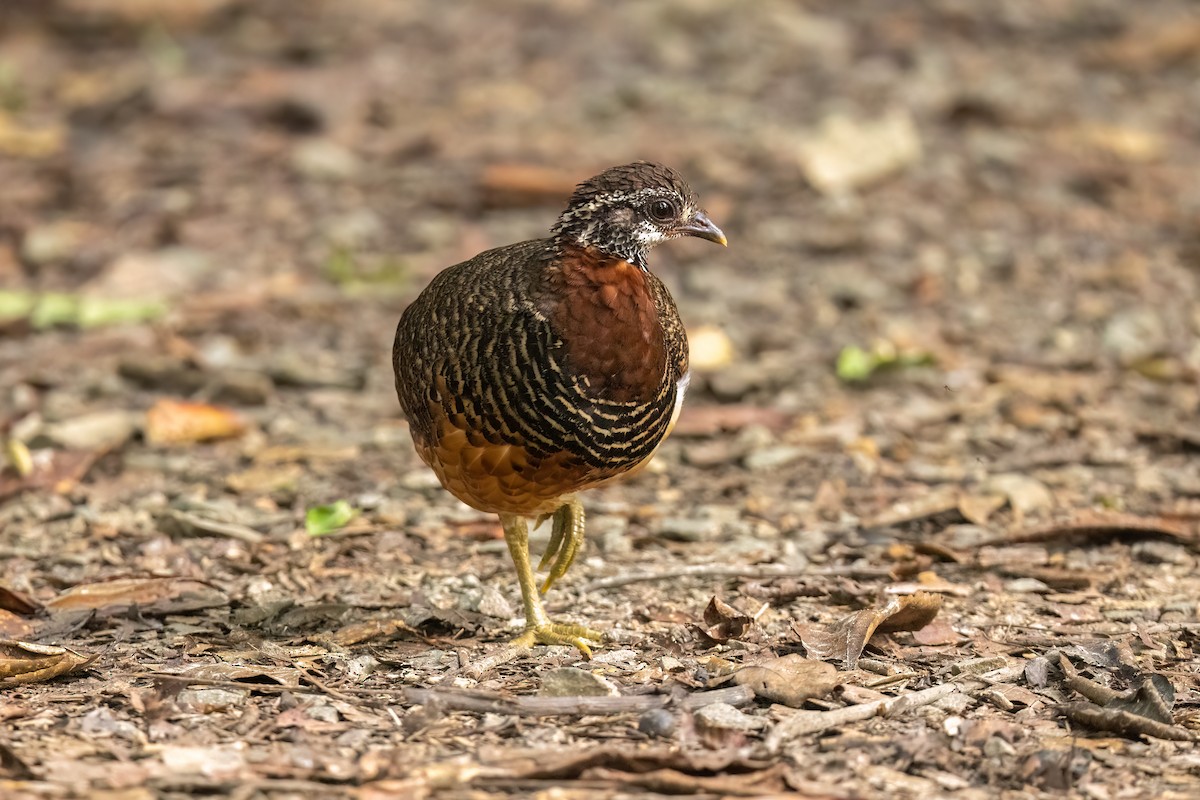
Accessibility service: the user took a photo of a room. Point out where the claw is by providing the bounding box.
[511,622,605,659]
[539,499,584,594]
[536,510,567,572]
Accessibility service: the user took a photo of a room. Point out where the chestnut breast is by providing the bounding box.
[541,243,684,404]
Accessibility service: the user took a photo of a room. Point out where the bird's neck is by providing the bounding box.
[553,227,649,270]
[542,242,667,403]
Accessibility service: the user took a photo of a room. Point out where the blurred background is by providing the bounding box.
[2,0,1200,791]
[3,0,1200,580]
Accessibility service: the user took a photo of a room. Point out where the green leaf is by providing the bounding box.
[837,343,935,384]
[0,291,166,329]
[305,501,359,536]
[0,291,36,322]
[76,297,167,328]
[836,345,879,382]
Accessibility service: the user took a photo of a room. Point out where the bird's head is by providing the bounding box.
[551,162,727,268]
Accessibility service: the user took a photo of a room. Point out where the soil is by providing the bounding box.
[1,1,1198,798]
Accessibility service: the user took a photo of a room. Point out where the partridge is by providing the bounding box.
[393,162,726,656]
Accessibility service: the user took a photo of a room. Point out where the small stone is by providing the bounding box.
[292,139,361,180]
[984,735,1017,759]
[1004,578,1051,594]
[984,473,1054,516]
[1131,540,1192,565]
[345,654,380,683]
[693,702,764,732]
[322,209,384,248]
[177,687,247,713]
[21,221,86,265]
[708,363,767,401]
[38,409,137,451]
[797,109,922,195]
[475,586,514,619]
[1103,308,1166,365]
[306,703,340,723]
[589,648,643,670]
[658,516,719,542]
[688,325,734,371]
[743,445,806,472]
[538,667,618,697]
[638,708,677,738]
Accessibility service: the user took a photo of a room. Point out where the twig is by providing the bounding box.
[140,671,756,717]
[765,683,960,753]
[462,643,528,679]
[580,563,893,593]
[404,684,755,717]
[162,509,265,544]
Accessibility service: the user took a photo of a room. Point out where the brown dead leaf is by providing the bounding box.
[46,577,229,616]
[876,592,942,634]
[1086,20,1200,71]
[0,740,36,780]
[958,493,1006,526]
[861,487,961,529]
[0,611,35,639]
[692,596,754,646]
[0,586,39,615]
[160,662,302,687]
[0,640,94,686]
[733,654,839,707]
[0,449,102,501]
[479,163,580,208]
[990,511,1196,549]
[672,404,791,437]
[910,618,963,646]
[797,593,943,669]
[1062,703,1197,742]
[329,616,425,647]
[144,399,247,445]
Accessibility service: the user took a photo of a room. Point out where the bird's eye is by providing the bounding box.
[648,199,675,222]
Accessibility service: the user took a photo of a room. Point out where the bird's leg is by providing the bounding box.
[501,513,603,658]
[536,497,584,595]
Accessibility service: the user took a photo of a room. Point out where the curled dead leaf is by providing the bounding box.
[733,654,839,707]
[796,592,943,669]
[46,577,229,616]
[692,596,754,647]
[0,640,94,686]
[0,585,40,615]
[145,399,246,445]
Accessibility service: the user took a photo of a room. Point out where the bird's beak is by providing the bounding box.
[680,211,728,247]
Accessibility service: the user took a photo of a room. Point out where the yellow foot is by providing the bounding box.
[511,622,605,659]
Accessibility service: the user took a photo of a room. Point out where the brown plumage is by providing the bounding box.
[393,162,726,656]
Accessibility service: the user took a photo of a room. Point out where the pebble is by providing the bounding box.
[1004,578,1052,594]
[1103,308,1166,365]
[538,667,619,697]
[638,708,677,738]
[475,585,514,619]
[1131,540,1192,565]
[743,445,806,472]
[21,221,85,265]
[797,109,922,195]
[984,473,1055,515]
[694,702,764,732]
[37,409,137,451]
[292,139,361,180]
[176,687,247,713]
